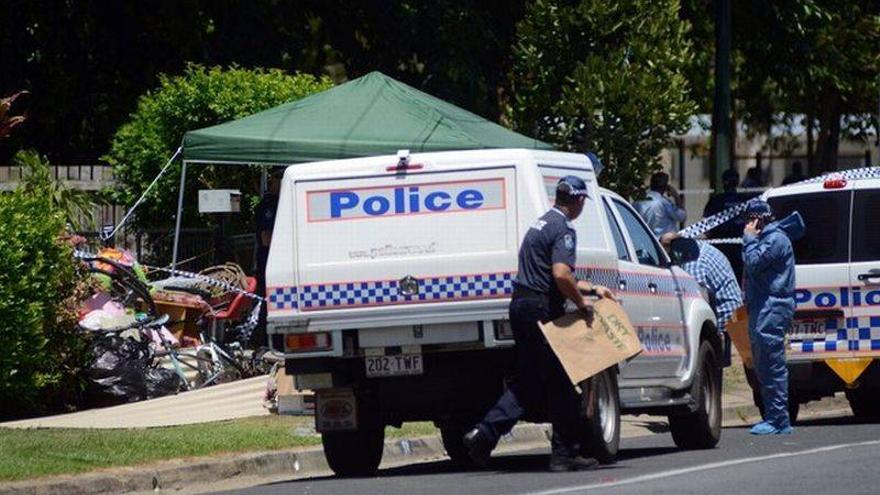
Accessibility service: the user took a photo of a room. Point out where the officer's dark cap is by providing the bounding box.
[557,175,589,197]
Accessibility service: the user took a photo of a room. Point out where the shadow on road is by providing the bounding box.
[267,444,684,487]
[726,413,867,430]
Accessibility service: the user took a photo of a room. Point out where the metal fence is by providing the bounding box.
[80,228,256,274]
[0,163,115,191]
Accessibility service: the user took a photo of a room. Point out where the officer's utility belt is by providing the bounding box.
[512,284,566,306]
[512,284,548,300]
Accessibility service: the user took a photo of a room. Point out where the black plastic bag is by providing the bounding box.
[85,333,181,403]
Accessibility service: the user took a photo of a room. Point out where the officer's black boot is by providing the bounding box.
[462,427,493,468]
[548,453,599,472]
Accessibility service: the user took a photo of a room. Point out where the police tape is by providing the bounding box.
[678,166,880,239]
[705,238,743,245]
[74,250,265,336]
[133,265,265,337]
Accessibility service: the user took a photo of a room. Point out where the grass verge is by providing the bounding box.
[0,416,437,482]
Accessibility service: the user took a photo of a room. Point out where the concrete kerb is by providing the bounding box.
[0,401,846,495]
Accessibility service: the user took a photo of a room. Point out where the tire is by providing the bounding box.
[669,340,722,449]
[788,401,800,424]
[322,426,386,477]
[846,387,880,420]
[439,422,475,467]
[579,368,621,464]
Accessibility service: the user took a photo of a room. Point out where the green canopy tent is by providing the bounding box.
[182,71,551,164]
[169,71,551,267]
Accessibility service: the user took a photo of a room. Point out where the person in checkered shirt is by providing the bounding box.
[660,234,743,331]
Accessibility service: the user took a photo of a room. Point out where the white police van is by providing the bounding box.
[265,149,722,476]
[764,172,880,420]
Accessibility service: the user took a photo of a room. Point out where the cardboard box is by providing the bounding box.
[540,298,643,389]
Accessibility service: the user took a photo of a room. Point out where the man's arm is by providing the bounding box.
[664,198,687,223]
[743,223,783,272]
[553,263,591,314]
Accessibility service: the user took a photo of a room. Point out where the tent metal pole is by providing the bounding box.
[171,161,188,270]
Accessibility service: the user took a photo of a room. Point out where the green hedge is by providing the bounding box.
[0,184,88,417]
[105,64,333,233]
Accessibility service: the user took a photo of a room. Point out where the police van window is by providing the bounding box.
[852,190,880,262]
[612,199,664,267]
[767,191,851,265]
[603,202,630,261]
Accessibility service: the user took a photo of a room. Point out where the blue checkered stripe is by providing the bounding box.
[575,267,618,289]
[575,267,700,298]
[270,272,515,311]
[269,286,298,311]
[790,316,880,353]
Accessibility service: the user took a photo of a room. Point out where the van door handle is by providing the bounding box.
[858,272,880,282]
[618,279,627,291]
[648,282,658,294]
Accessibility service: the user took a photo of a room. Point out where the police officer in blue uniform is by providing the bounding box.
[463,176,615,472]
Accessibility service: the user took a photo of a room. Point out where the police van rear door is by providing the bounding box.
[766,183,853,358]
[850,179,880,351]
[291,162,519,325]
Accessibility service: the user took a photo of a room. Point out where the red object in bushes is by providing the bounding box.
[211,277,257,321]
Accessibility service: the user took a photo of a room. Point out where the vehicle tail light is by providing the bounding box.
[286,332,333,352]
[823,177,847,189]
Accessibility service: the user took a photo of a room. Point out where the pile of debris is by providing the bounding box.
[76,247,265,405]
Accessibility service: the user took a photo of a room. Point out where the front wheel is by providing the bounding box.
[669,340,722,449]
[322,426,385,477]
[579,368,620,464]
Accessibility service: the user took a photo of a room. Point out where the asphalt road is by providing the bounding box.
[217,415,880,495]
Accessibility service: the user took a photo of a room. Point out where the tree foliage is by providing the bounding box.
[105,65,331,232]
[733,0,880,173]
[1,1,525,164]
[16,150,100,230]
[0,163,90,417]
[682,0,880,173]
[509,0,697,199]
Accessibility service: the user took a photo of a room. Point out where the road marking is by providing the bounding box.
[526,439,880,494]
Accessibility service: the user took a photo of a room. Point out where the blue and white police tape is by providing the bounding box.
[74,249,265,336]
[678,166,880,239]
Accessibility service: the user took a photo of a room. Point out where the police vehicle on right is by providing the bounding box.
[763,171,880,420]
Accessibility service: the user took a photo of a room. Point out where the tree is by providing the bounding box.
[734,1,880,174]
[105,65,332,234]
[682,0,880,175]
[1,1,528,164]
[508,0,697,199]
[0,91,28,140]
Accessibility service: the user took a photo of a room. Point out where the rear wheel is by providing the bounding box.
[579,368,620,464]
[670,340,722,449]
[846,387,880,420]
[321,425,385,477]
[439,421,476,467]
